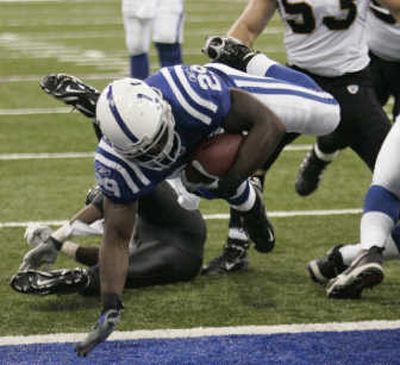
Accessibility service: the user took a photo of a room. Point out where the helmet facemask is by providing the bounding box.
[113,100,182,171]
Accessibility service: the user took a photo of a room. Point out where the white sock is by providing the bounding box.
[339,234,400,266]
[360,212,394,250]
[314,144,339,162]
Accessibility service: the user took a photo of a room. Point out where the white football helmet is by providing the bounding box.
[96,78,182,170]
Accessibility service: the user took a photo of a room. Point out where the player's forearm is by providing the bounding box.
[228,0,276,46]
[224,89,285,180]
[232,116,284,180]
[99,234,130,305]
[70,204,103,225]
[99,198,137,309]
[49,204,102,246]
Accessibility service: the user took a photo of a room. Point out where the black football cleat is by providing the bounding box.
[40,73,100,118]
[202,36,257,71]
[307,245,347,285]
[240,182,275,253]
[201,237,250,275]
[326,246,384,299]
[10,268,89,295]
[295,148,331,196]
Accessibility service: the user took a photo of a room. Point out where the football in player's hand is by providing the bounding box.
[185,133,244,183]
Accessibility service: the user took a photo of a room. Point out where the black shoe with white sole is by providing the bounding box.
[10,268,89,295]
[326,246,384,299]
[307,245,347,285]
[201,237,250,275]
[40,73,100,118]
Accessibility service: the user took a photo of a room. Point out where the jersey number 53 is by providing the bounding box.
[281,0,357,33]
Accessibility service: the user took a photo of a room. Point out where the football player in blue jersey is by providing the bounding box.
[32,56,340,355]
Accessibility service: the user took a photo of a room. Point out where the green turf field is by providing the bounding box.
[0,0,399,337]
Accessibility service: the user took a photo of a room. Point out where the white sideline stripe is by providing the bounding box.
[0,209,362,228]
[206,208,362,219]
[1,320,400,346]
[0,145,312,161]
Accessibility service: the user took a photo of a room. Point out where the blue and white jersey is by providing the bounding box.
[95,64,232,203]
[205,63,340,136]
[146,65,232,148]
[95,63,339,203]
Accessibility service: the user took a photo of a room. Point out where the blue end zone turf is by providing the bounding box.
[1,329,400,364]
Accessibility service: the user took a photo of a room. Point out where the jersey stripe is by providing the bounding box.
[205,63,253,77]
[207,63,336,104]
[174,66,218,113]
[95,153,140,194]
[107,85,138,143]
[99,141,151,186]
[160,68,212,125]
[235,79,335,100]
[97,146,150,191]
[239,86,338,105]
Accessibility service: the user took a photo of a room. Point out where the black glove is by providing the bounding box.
[202,36,256,71]
[75,308,121,357]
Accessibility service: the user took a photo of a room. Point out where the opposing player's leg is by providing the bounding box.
[294,66,391,196]
[369,51,400,123]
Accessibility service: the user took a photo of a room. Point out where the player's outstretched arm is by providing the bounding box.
[220,88,285,189]
[18,202,103,271]
[228,0,277,46]
[75,197,137,356]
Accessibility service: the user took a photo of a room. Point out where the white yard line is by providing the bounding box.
[0,320,398,346]
[0,145,311,160]
[0,208,362,229]
[0,107,71,115]
[0,73,118,82]
[0,152,94,160]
